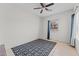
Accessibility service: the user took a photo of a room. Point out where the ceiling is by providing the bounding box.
[5,3,76,17]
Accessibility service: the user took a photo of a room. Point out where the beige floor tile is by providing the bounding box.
[49,42,77,56]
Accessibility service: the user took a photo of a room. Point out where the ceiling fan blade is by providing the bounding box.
[45,8,49,10]
[40,9,43,13]
[45,3,54,7]
[34,7,41,9]
[40,3,44,7]
[45,8,52,11]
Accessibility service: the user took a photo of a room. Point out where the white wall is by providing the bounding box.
[0,4,41,49]
[0,4,7,45]
[42,10,73,44]
[75,6,79,55]
[0,17,4,45]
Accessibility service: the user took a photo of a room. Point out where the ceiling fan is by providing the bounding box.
[34,3,54,13]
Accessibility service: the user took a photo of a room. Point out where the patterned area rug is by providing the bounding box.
[11,39,56,56]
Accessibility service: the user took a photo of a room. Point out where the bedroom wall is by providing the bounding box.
[75,5,79,55]
[0,4,41,49]
[42,10,73,44]
[0,16,4,45]
[0,4,6,45]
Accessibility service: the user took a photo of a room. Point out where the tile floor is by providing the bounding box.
[49,42,77,56]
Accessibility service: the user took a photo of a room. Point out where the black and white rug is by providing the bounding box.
[11,39,56,56]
